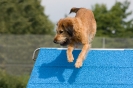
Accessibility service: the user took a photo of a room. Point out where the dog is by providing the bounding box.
[53,7,96,68]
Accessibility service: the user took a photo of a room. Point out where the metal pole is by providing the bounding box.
[103,37,105,48]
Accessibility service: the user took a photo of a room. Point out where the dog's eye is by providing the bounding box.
[59,30,63,34]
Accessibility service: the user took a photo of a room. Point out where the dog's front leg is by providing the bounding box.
[67,43,74,63]
[75,43,90,68]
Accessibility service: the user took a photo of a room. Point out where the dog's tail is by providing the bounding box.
[69,7,81,14]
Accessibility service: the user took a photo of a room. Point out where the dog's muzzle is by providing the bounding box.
[53,38,70,46]
[53,39,57,43]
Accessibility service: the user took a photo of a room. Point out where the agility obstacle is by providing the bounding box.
[27,48,133,88]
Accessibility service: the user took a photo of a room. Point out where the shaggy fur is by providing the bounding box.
[53,7,96,68]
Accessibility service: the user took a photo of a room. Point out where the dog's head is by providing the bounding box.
[53,18,74,46]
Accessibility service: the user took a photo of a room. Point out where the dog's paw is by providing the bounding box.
[67,56,74,62]
[75,59,83,68]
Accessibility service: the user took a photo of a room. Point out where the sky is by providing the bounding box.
[41,0,133,23]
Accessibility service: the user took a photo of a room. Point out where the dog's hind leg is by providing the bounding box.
[75,43,90,68]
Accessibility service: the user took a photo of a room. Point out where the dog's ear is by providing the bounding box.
[62,23,73,37]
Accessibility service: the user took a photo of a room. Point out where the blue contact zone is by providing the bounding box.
[27,48,133,88]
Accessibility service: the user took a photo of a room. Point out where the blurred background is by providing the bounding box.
[0,0,133,87]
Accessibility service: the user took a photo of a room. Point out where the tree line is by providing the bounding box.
[0,0,133,37]
[92,0,133,37]
[0,0,54,34]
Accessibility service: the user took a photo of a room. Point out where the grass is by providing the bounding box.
[0,70,29,88]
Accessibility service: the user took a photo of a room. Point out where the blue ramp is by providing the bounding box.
[27,48,133,88]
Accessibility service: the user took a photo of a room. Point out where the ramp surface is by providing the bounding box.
[27,48,133,88]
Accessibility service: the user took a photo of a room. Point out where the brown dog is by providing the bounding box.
[53,7,96,68]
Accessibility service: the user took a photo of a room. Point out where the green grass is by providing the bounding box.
[0,70,29,88]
